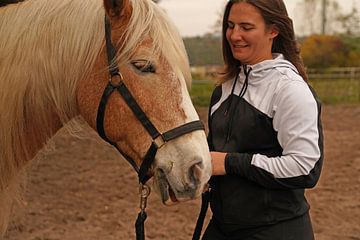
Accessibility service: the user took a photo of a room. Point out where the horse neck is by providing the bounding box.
[22,107,65,161]
[0,109,61,200]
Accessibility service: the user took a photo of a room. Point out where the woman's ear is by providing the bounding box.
[269,24,279,39]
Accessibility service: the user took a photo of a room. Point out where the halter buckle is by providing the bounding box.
[154,135,165,148]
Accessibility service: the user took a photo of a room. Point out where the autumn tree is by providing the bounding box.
[301,35,360,68]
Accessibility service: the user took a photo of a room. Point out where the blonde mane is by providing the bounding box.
[117,0,191,86]
[0,0,190,235]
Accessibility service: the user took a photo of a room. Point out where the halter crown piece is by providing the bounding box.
[96,15,205,240]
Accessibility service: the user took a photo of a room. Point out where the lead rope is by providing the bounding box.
[192,188,211,240]
[135,184,151,240]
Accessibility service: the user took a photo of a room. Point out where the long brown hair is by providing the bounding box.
[221,0,308,82]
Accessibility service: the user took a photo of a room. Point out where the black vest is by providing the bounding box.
[208,86,309,230]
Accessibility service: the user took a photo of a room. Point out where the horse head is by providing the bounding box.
[76,0,212,204]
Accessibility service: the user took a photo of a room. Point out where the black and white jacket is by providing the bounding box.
[208,54,324,228]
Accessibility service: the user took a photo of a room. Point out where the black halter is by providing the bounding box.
[96,16,205,240]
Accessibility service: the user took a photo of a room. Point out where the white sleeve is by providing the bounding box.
[251,80,321,180]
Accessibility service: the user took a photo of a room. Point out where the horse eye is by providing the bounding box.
[131,60,156,73]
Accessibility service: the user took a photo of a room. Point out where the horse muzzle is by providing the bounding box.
[154,160,207,205]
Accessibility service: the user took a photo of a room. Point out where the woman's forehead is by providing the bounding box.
[228,2,263,22]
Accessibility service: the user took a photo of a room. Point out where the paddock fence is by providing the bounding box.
[191,67,360,105]
[307,67,360,80]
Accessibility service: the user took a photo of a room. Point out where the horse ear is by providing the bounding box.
[104,0,126,17]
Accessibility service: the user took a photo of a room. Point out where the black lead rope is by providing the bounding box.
[192,189,211,240]
[135,184,151,240]
[98,15,205,240]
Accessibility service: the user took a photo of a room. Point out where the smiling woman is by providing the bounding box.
[197,0,324,240]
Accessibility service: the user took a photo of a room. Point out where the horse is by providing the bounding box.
[0,0,212,236]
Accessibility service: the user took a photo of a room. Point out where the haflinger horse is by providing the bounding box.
[0,0,212,236]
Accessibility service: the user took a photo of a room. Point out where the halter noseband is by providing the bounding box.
[96,16,205,240]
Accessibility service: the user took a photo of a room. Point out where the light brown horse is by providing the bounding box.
[0,0,212,235]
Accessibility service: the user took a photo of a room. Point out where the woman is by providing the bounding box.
[203,0,323,239]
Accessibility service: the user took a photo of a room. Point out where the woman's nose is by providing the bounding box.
[229,26,243,41]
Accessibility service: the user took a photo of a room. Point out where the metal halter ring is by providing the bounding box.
[109,72,124,87]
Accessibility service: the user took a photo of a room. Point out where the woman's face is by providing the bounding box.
[226,2,278,65]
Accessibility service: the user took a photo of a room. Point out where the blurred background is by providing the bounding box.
[156,0,360,106]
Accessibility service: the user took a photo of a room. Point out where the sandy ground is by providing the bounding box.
[4,105,360,240]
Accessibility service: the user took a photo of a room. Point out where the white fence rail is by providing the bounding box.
[191,67,360,103]
[307,67,360,80]
[191,66,360,81]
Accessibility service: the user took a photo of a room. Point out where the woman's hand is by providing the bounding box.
[211,152,227,175]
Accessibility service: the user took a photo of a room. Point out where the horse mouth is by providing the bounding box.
[154,168,201,205]
[160,180,178,204]
[155,170,179,205]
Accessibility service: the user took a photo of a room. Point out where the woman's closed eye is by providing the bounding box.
[227,22,255,31]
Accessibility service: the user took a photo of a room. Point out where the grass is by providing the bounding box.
[190,80,216,107]
[190,78,360,107]
[308,79,360,105]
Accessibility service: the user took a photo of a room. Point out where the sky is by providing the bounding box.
[158,0,360,37]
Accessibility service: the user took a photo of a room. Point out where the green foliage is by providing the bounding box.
[183,35,223,66]
[343,36,360,51]
[190,79,360,107]
[184,34,360,68]
[185,35,360,106]
[301,35,346,67]
[301,35,360,68]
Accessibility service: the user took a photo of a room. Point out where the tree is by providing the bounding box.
[342,36,360,67]
[296,0,318,35]
[183,36,223,66]
[337,7,360,36]
[300,34,360,68]
[301,35,344,68]
[295,0,360,36]
[209,1,227,36]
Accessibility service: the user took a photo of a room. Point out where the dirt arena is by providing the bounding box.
[4,105,360,240]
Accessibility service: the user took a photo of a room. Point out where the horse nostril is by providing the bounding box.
[189,162,204,183]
